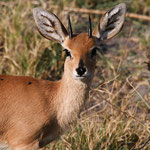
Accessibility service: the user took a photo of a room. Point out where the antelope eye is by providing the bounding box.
[64,49,72,58]
[91,47,97,58]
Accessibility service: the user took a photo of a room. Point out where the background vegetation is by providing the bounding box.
[0,0,150,149]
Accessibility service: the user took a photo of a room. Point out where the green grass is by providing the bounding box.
[0,0,150,149]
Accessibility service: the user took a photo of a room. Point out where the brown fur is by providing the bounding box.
[0,34,96,150]
[0,3,126,149]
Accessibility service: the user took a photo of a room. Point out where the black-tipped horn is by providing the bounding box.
[88,15,92,38]
[68,14,73,39]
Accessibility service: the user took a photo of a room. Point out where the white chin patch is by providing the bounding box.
[72,72,89,80]
[72,75,85,80]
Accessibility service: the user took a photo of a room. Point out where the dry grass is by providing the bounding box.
[0,0,150,149]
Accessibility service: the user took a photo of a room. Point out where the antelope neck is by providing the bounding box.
[56,73,91,129]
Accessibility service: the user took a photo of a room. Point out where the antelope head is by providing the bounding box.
[33,3,126,83]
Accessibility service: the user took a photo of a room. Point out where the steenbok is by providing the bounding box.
[0,3,126,150]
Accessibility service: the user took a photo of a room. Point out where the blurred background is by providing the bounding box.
[0,0,150,149]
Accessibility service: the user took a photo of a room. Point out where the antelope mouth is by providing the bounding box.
[72,73,90,80]
[74,75,87,80]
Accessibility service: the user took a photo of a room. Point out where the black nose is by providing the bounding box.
[76,67,86,76]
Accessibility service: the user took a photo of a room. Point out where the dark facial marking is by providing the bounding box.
[28,81,32,85]
[64,49,72,59]
[91,47,98,58]
[79,59,84,67]
[0,78,4,81]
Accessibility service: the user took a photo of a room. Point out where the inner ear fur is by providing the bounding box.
[33,8,68,44]
[93,3,126,40]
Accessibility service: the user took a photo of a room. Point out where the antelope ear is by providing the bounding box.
[33,8,68,44]
[93,3,126,40]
